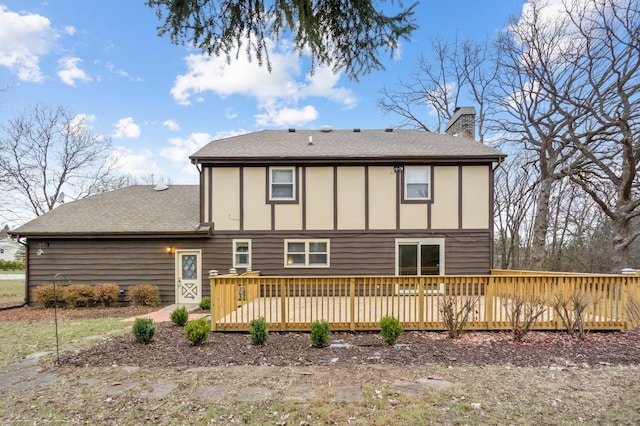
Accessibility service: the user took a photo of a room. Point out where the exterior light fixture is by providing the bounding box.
[166,246,175,254]
[393,165,404,173]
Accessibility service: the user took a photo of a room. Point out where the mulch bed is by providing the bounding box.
[62,322,640,368]
[2,306,639,368]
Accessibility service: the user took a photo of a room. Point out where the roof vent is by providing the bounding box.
[353,128,361,132]
[308,136,314,145]
[154,183,169,191]
[288,128,296,132]
[320,125,332,132]
[385,128,394,132]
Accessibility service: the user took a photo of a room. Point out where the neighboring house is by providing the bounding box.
[0,238,21,262]
[11,108,506,305]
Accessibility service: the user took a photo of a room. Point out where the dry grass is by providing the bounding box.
[2,364,639,425]
[0,279,24,304]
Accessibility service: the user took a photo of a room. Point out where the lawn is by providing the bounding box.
[0,279,24,304]
[0,317,131,367]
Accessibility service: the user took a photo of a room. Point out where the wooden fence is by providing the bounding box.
[209,273,639,332]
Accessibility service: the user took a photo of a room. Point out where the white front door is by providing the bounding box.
[176,249,202,304]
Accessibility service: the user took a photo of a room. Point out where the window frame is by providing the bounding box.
[268,166,296,202]
[284,239,330,268]
[403,166,431,202]
[395,238,445,276]
[232,239,252,268]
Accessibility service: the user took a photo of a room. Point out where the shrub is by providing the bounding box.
[185,317,211,345]
[310,320,330,348]
[33,284,63,308]
[380,315,404,345]
[249,317,269,346]
[501,292,547,342]
[199,296,211,310]
[94,283,120,307]
[132,317,156,344]
[439,295,479,339]
[170,306,189,326]
[63,284,95,308]
[553,291,595,339]
[128,284,160,306]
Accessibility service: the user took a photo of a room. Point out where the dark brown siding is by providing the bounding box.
[205,230,492,276]
[25,238,209,304]
[25,230,491,304]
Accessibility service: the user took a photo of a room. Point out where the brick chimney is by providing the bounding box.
[445,106,476,139]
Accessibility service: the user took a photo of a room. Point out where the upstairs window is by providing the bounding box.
[270,167,295,201]
[404,166,430,201]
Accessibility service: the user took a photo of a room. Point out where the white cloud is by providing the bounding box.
[255,105,318,127]
[0,5,58,82]
[112,147,163,178]
[160,132,213,163]
[162,119,180,132]
[106,62,129,77]
[57,56,92,86]
[113,117,141,139]
[171,37,357,127]
[64,25,76,36]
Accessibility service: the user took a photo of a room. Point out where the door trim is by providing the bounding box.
[175,249,202,304]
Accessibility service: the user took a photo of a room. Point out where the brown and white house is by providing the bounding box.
[11,108,506,305]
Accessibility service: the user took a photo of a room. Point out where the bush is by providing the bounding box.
[199,296,211,310]
[185,317,211,345]
[249,317,269,346]
[170,306,189,326]
[501,292,547,342]
[439,295,479,339]
[94,283,120,307]
[128,284,160,306]
[380,315,404,345]
[33,284,63,308]
[310,320,330,348]
[132,317,156,344]
[63,284,96,308]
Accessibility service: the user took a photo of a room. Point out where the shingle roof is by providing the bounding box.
[190,129,505,163]
[11,185,204,237]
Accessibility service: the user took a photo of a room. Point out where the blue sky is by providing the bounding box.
[0,1,527,186]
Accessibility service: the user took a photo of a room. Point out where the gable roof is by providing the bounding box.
[190,129,505,165]
[10,185,205,237]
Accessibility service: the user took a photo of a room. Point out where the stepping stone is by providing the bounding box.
[103,381,137,395]
[236,386,271,402]
[416,377,453,391]
[390,380,427,397]
[8,374,60,391]
[191,385,229,401]
[137,382,178,399]
[332,386,362,402]
[283,385,315,401]
[0,366,42,390]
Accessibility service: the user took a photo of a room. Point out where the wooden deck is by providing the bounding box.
[209,273,639,332]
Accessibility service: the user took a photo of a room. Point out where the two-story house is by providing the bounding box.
[11,108,505,305]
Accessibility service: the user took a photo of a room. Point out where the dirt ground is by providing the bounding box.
[2,305,639,368]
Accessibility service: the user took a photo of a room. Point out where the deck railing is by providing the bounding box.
[209,273,639,332]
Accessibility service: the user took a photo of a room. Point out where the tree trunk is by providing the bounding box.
[530,176,553,270]
[611,216,631,273]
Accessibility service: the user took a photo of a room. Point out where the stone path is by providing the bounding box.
[0,352,454,404]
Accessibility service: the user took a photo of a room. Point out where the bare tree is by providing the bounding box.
[378,36,499,142]
[553,0,640,271]
[0,104,126,221]
[494,154,538,269]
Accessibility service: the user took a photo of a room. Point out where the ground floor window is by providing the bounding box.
[396,238,444,275]
[285,239,329,267]
[233,239,251,268]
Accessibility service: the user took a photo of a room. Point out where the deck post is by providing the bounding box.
[485,276,494,329]
[418,277,425,330]
[208,271,218,331]
[350,278,356,331]
[280,278,287,330]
